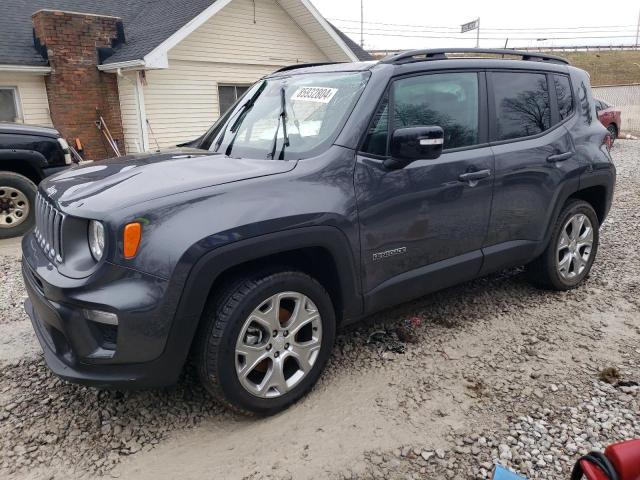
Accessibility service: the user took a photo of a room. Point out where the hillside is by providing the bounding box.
[369,49,640,86]
[549,50,640,86]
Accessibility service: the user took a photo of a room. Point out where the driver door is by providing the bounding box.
[354,71,494,308]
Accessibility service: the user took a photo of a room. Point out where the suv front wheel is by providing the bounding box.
[0,172,37,239]
[196,269,336,415]
[527,199,600,290]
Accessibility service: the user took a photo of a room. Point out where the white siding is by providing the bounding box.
[0,72,52,127]
[170,0,329,65]
[117,72,144,153]
[277,0,354,62]
[141,0,337,150]
[143,61,278,149]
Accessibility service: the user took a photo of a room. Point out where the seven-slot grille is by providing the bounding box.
[34,192,65,263]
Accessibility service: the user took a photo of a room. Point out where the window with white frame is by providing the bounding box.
[217,84,250,116]
[0,87,21,123]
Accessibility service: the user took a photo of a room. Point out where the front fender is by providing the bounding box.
[172,225,363,323]
[153,226,363,373]
[0,149,48,179]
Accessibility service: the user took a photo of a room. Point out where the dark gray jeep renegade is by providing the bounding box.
[22,49,616,414]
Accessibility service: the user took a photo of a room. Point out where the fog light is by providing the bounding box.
[83,309,118,325]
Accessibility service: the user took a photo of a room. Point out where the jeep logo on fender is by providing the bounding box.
[373,247,407,261]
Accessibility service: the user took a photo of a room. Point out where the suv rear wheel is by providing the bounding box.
[196,269,336,415]
[527,199,599,290]
[0,172,37,239]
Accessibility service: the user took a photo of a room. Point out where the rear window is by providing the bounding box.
[492,72,551,141]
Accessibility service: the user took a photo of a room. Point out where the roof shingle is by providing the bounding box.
[0,0,370,66]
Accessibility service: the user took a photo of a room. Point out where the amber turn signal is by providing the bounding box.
[123,222,142,259]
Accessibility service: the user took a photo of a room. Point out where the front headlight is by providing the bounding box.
[88,220,105,261]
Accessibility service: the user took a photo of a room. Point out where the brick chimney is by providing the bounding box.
[32,10,126,160]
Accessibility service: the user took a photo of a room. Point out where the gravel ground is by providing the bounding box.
[0,141,638,480]
[0,257,28,325]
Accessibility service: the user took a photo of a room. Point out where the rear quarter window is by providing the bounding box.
[554,74,574,121]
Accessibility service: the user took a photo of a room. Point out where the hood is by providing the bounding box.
[42,148,297,214]
[0,122,60,138]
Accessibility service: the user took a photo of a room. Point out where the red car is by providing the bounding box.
[596,99,621,146]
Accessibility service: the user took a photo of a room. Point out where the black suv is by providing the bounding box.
[22,49,615,414]
[1,123,74,238]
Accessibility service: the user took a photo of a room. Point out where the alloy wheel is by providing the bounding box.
[235,291,322,398]
[556,213,594,280]
[0,186,30,229]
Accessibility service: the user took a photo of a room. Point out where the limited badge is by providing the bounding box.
[291,86,338,103]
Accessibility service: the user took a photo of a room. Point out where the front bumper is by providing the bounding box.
[24,296,174,388]
[21,233,193,389]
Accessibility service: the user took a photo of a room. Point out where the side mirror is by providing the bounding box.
[385,126,444,170]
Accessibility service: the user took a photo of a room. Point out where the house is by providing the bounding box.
[0,0,371,159]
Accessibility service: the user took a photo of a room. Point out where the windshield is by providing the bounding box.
[203,71,370,160]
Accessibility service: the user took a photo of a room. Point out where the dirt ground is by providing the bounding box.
[1,141,638,480]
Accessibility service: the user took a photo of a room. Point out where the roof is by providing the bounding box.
[268,61,376,78]
[0,0,370,67]
[328,23,372,61]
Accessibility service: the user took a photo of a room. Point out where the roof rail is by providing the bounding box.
[380,48,570,66]
[272,62,343,73]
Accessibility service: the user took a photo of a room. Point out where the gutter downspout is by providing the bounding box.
[117,68,149,152]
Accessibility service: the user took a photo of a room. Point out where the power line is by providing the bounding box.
[330,17,637,32]
[338,24,638,35]
[339,29,638,41]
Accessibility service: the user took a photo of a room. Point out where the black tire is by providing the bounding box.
[0,172,37,239]
[195,269,336,415]
[527,199,599,290]
[607,124,618,146]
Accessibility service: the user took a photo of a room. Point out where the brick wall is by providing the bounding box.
[32,10,125,160]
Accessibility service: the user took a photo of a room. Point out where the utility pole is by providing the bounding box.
[476,17,480,48]
[360,0,364,48]
[636,8,640,49]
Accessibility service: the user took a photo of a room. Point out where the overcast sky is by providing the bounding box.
[312,0,640,51]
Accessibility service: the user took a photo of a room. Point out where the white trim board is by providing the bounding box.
[296,0,358,62]
[101,0,358,70]
[143,0,235,69]
[0,65,51,74]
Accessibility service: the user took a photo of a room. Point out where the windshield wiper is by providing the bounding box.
[268,86,290,160]
[214,81,266,153]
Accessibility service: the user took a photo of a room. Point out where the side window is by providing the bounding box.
[393,73,479,150]
[361,94,389,156]
[0,87,20,123]
[492,72,551,140]
[554,75,574,121]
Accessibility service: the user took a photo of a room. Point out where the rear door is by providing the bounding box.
[355,70,495,302]
[482,70,580,271]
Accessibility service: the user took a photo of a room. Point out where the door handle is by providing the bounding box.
[459,169,491,184]
[547,151,574,162]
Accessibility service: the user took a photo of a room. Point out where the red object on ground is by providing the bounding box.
[579,439,640,480]
[605,439,640,480]
[580,459,610,480]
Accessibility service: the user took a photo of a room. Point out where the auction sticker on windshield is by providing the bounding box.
[291,86,338,103]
